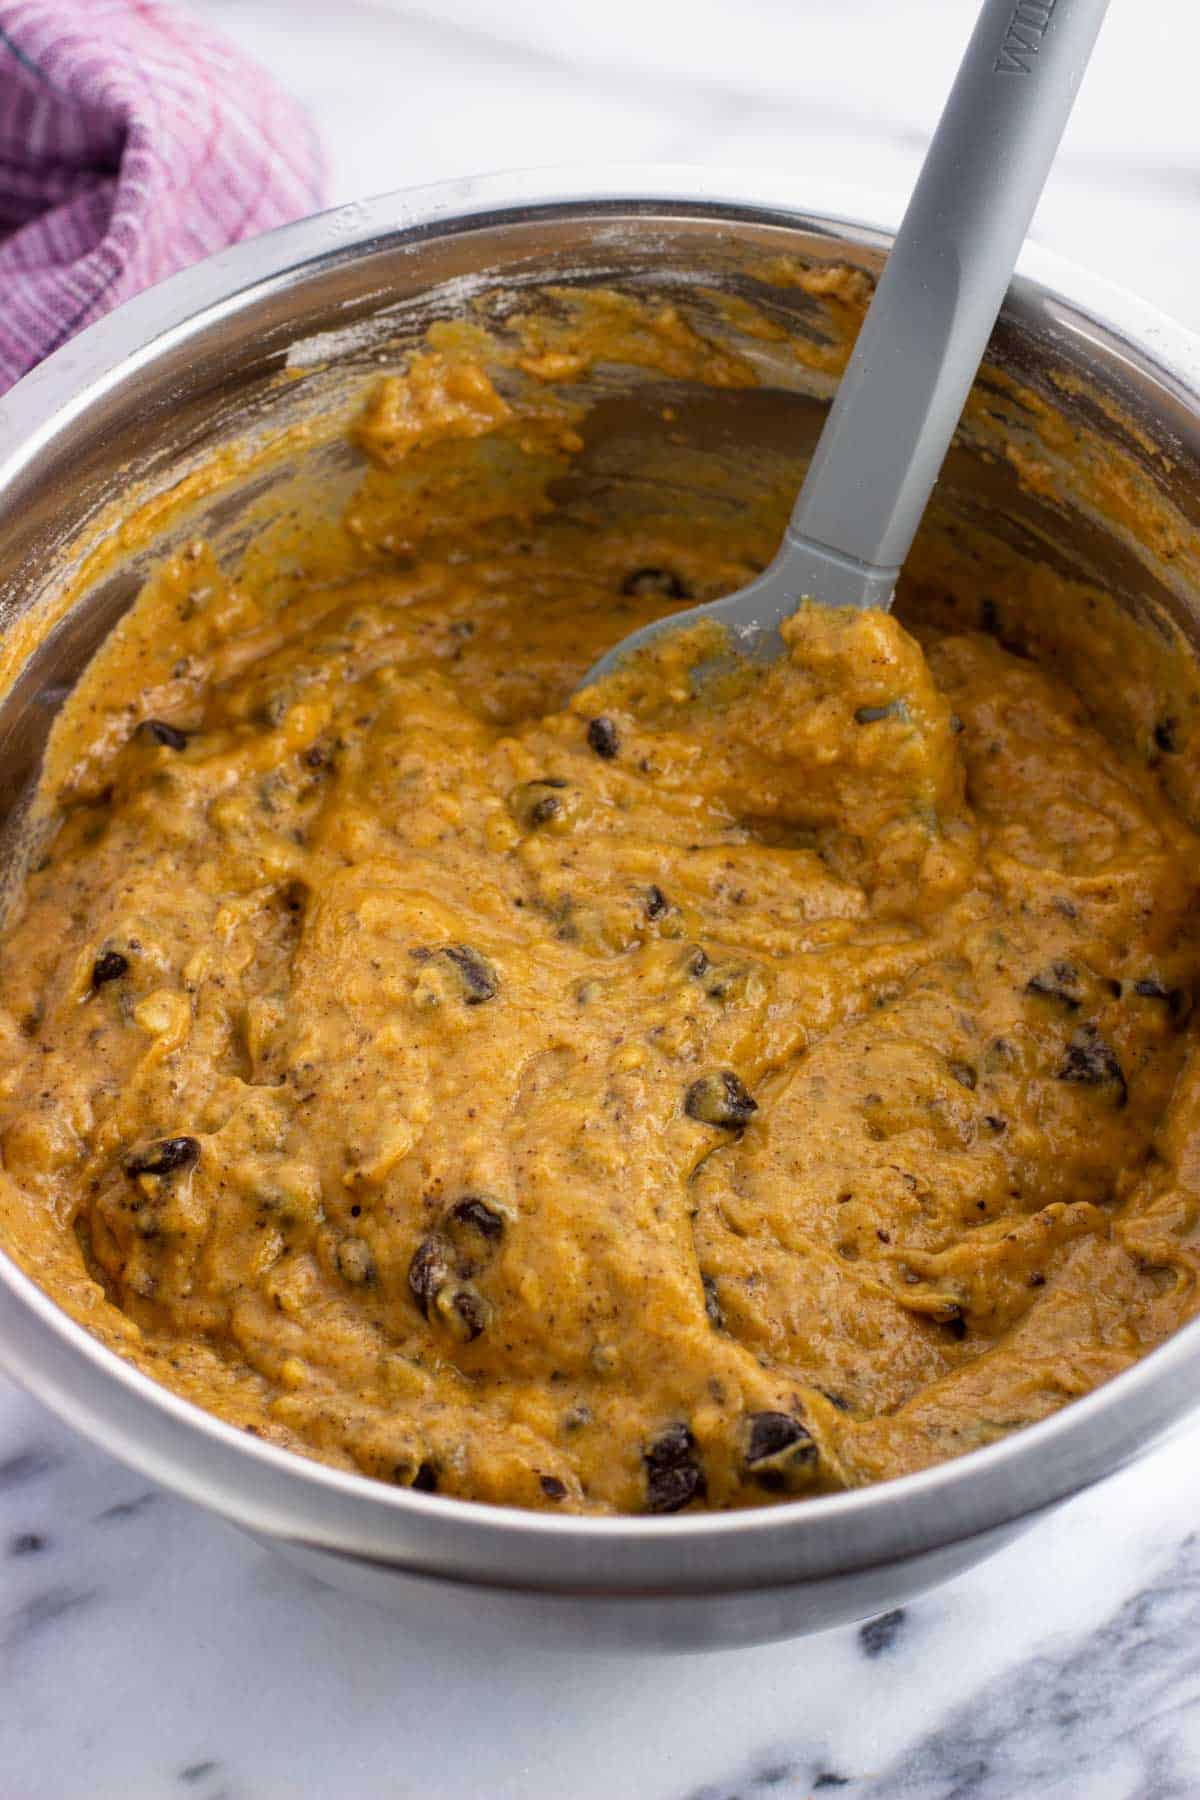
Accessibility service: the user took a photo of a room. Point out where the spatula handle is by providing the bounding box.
[785,0,1111,597]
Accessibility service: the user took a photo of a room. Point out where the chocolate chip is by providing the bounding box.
[644,884,669,920]
[449,1288,489,1341]
[643,1423,706,1513]
[445,1197,505,1243]
[702,1273,724,1331]
[442,945,498,1004]
[141,719,189,751]
[1133,978,1189,1021]
[948,1061,977,1091]
[586,716,620,759]
[392,1456,439,1492]
[91,950,128,989]
[412,944,499,1006]
[647,1422,694,1469]
[645,1464,704,1512]
[408,1234,490,1341]
[949,714,965,735]
[509,779,571,830]
[124,1136,200,1178]
[745,1411,809,1463]
[685,1070,757,1129]
[443,1197,506,1277]
[1026,961,1082,1009]
[853,700,910,725]
[539,1475,567,1501]
[408,1236,452,1317]
[744,1411,820,1497]
[743,1411,818,1490]
[1057,1025,1127,1106]
[702,961,754,1003]
[620,567,691,601]
[1154,716,1181,754]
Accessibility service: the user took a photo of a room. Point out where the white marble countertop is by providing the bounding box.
[6,1380,1200,1797]
[6,3,1200,1794]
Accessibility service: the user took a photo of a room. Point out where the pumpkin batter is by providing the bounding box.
[2,317,1200,1516]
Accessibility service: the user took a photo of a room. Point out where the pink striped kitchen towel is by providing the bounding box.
[0,0,325,395]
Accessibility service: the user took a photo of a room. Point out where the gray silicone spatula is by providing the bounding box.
[580,0,1111,689]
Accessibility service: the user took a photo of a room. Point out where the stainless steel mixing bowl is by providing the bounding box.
[1,168,1199,1653]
